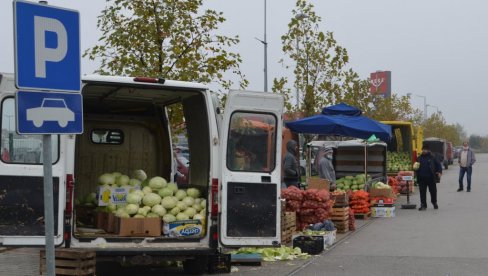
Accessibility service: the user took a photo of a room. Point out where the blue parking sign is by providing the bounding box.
[16,91,83,134]
[14,0,80,92]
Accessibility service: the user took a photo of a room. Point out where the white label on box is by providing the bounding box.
[98,185,141,206]
[372,206,396,218]
[402,176,413,181]
[163,219,204,237]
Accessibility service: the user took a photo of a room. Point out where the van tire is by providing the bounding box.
[183,256,208,274]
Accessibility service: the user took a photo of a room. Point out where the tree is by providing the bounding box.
[84,0,247,93]
[274,0,357,118]
[366,94,422,122]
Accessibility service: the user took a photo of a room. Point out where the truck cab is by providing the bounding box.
[0,73,284,273]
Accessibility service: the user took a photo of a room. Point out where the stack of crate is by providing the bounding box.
[331,206,349,234]
[281,211,296,244]
[40,248,96,276]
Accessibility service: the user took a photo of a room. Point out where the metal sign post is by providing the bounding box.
[13,1,81,275]
[43,135,55,276]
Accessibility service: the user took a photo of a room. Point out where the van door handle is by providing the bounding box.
[261,176,271,183]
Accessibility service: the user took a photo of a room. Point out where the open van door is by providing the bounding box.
[220,90,284,247]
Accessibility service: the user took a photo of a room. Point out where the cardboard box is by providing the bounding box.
[97,212,117,233]
[307,178,330,191]
[371,206,395,218]
[371,197,395,207]
[369,187,396,199]
[97,185,141,206]
[163,220,204,238]
[117,217,161,237]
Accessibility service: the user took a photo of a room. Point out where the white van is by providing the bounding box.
[0,73,284,273]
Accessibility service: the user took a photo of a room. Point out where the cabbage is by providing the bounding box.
[149,176,167,190]
[126,193,142,205]
[143,193,162,207]
[163,214,176,223]
[193,214,204,220]
[192,203,202,212]
[161,197,177,210]
[182,196,195,206]
[129,178,142,186]
[158,188,174,198]
[138,207,149,216]
[134,214,145,218]
[99,173,115,185]
[142,186,153,195]
[194,198,202,205]
[186,188,200,198]
[151,204,167,216]
[176,201,188,211]
[107,203,117,213]
[85,192,98,205]
[133,190,145,198]
[175,190,187,200]
[132,169,147,181]
[117,203,127,210]
[116,175,130,186]
[184,207,196,218]
[200,199,206,209]
[167,183,178,193]
[170,207,181,216]
[176,213,190,221]
[200,209,206,216]
[125,204,139,215]
[146,212,160,218]
[143,205,152,212]
[112,172,122,179]
[115,209,130,218]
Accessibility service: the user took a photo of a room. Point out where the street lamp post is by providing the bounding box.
[427,104,439,114]
[255,0,268,92]
[295,13,308,111]
[416,94,427,122]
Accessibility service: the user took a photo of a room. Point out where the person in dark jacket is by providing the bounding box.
[283,140,300,187]
[416,143,443,211]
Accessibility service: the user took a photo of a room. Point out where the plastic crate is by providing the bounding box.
[292,236,324,255]
[208,254,231,274]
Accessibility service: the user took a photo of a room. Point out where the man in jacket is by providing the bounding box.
[283,140,300,187]
[458,141,476,192]
[316,147,336,190]
[417,143,442,211]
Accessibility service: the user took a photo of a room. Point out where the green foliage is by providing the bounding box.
[84,0,248,94]
[366,94,421,122]
[274,0,357,118]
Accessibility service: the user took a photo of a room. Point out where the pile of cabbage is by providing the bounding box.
[111,174,206,223]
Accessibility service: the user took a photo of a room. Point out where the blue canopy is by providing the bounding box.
[285,103,392,142]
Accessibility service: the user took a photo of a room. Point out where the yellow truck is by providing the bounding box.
[380,121,423,173]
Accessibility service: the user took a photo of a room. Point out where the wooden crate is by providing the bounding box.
[332,220,349,228]
[40,249,96,276]
[331,207,350,221]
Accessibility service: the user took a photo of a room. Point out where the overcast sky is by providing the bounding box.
[1,0,487,136]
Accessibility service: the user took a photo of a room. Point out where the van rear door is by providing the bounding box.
[220,90,284,247]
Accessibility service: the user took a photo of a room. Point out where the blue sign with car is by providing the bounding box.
[16,91,83,134]
[14,0,80,92]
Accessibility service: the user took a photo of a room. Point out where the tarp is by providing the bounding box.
[285,103,392,142]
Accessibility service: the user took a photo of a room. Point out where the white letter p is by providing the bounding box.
[34,16,67,78]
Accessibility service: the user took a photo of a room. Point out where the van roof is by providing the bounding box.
[82,74,209,90]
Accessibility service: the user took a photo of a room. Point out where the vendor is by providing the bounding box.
[315,147,336,190]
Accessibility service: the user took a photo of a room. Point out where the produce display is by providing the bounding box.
[387,177,399,194]
[230,246,310,262]
[281,186,333,231]
[387,151,412,172]
[335,174,370,192]
[76,170,207,231]
[396,171,415,194]
[349,190,370,214]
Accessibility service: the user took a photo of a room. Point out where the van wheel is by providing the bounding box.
[183,256,208,274]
